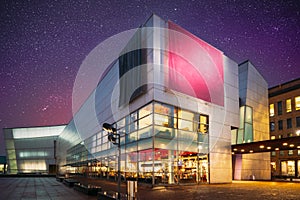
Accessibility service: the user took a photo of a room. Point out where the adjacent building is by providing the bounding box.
[269,78,300,178]
[4,125,65,174]
[232,60,270,180]
[56,14,270,185]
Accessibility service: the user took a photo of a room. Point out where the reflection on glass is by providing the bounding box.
[178,119,193,131]
[139,103,153,119]
[138,126,152,139]
[139,114,153,129]
[154,126,175,139]
[178,109,194,120]
[154,102,177,117]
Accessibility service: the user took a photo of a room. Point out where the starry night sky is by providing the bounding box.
[0,0,299,155]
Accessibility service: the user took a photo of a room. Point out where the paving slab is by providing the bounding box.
[1,177,300,200]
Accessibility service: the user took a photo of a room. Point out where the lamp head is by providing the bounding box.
[103,123,116,133]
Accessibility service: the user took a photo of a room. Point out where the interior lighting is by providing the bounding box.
[241,149,245,152]
[275,148,279,151]
[259,145,265,149]
[290,144,294,147]
[249,150,253,153]
[233,148,237,151]
[283,143,288,146]
[267,147,271,150]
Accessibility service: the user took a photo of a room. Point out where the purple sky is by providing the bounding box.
[0,0,299,155]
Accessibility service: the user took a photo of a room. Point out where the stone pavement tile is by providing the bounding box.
[1,177,300,200]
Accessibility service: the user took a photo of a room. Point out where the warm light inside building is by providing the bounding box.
[269,104,275,116]
[295,96,300,110]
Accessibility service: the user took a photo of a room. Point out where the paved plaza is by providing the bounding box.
[0,177,300,200]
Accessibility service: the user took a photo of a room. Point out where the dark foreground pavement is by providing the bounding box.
[0,177,300,200]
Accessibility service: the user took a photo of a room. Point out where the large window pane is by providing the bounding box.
[239,107,245,128]
[138,138,152,151]
[126,131,137,143]
[139,114,153,129]
[245,106,253,123]
[154,102,177,117]
[154,137,177,150]
[178,130,198,142]
[178,109,194,120]
[139,103,153,119]
[138,126,152,139]
[178,119,193,131]
[154,126,175,139]
[154,114,176,128]
[244,123,253,143]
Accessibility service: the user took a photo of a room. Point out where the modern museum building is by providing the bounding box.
[56,14,270,185]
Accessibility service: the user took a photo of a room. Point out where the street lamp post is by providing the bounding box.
[103,123,121,200]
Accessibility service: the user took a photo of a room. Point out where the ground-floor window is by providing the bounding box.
[281,160,295,176]
[87,150,208,185]
[66,101,210,185]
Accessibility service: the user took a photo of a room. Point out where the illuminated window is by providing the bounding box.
[288,150,294,155]
[277,101,282,115]
[269,104,275,117]
[286,99,292,112]
[296,96,300,111]
[198,115,208,133]
[270,135,275,140]
[281,161,295,176]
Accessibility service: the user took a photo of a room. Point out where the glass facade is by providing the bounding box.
[65,101,209,184]
[57,14,242,184]
[236,106,253,144]
[4,125,65,174]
